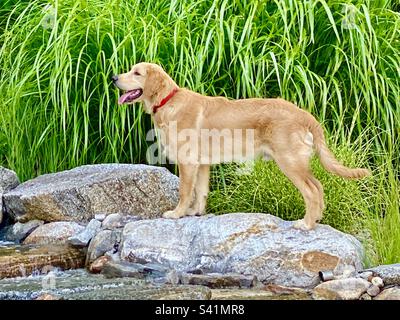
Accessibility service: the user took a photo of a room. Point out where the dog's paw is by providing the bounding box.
[186,208,205,216]
[162,210,182,219]
[186,209,199,216]
[293,219,314,231]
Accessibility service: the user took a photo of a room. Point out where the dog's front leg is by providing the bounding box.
[187,165,210,216]
[163,164,199,219]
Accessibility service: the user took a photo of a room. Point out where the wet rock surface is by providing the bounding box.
[0,244,85,279]
[178,273,257,288]
[3,164,179,223]
[101,260,168,279]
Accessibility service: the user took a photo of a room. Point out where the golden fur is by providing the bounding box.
[114,62,370,230]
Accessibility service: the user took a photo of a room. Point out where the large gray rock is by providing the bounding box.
[120,213,364,288]
[0,167,20,224]
[365,264,400,285]
[23,222,84,245]
[3,164,179,223]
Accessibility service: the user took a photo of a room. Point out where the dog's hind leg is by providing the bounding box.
[187,165,210,216]
[163,164,199,219]
[273,143,324,230]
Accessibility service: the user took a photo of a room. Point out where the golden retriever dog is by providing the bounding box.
[113,62,370,230]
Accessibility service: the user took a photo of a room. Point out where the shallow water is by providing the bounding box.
[0,269,212,300]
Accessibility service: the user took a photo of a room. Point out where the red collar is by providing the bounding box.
[152,88,179,114]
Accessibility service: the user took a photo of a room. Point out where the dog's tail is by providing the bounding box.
[309,123,370,179]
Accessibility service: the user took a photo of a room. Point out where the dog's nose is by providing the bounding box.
[111,75,118,82]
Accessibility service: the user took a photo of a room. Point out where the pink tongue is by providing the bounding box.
[118,92,134,105]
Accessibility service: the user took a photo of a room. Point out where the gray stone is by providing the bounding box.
[3,164,179,223]
[23,222,84,245]
[121,213,364,288]
[179,273,257,288]
[102,213,141,230]
[0,167,20,224]
[2,220,44,243]
[371,276,384,288]
[374,286,400,300]
[0,269,211,300]
[366,285,380,297]
[312,278,370,300]
[68,219,101,247]
[365,264,400,285]
[86,229,121,264]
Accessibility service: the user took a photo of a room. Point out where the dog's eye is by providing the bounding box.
[134,71,141,76]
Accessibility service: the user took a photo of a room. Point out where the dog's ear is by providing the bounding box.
[144,65,169,103]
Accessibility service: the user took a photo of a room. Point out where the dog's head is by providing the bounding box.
[112,62,177,113]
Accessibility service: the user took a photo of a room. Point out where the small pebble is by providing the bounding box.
[366,285,381,297]
[371,277,384,288]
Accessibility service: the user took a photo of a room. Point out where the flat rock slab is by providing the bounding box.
[3,164,179,223]
[23,222,84,245]
[211,288,311,300]
[0,270,211,300]
[0,245,85,279]
[101,260,168,279]
[121,213,364,288]
[179,273,257,288]
[365,264,400,285]
[312,278,370,300]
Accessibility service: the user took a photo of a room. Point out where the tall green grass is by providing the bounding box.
[0,0,399,265]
